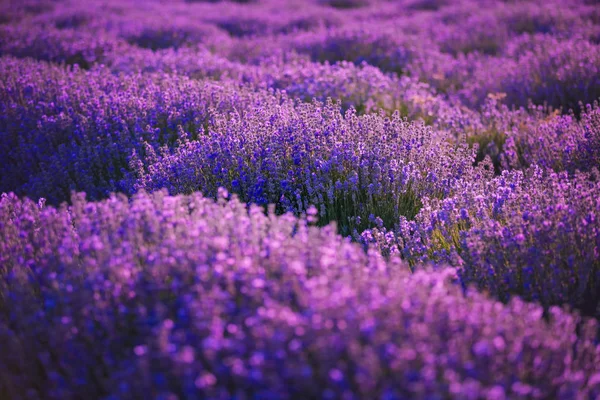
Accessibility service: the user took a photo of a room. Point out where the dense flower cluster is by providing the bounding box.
[131,100,483,234]
[362,167,600,317]
[1,192,599,399]
[2,0,600,398]
[0,57,290,203]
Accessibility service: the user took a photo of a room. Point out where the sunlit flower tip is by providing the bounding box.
[164,319,175,329]
[134,345,147,356]
[195,373,217,388]
[180,346,195,363]
[514,234,526,244]
[329,369,344,382]
[251,278,265,288]
[217,187,229,199]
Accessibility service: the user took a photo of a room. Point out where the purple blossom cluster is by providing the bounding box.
[0,24,121,69]
[131,99,483,235]
[456,35,600,111]
[0,57,290,204]
[1,191,599,399]
[460,98,600,173]
[362,167,600,317]
[2,0,600,398]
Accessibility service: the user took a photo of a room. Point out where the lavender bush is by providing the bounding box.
[130,100,483,234]
[1,191,598,399]
[0,57,289,204]
[362,167,600,317]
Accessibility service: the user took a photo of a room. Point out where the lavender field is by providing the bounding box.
[1,0,600,398]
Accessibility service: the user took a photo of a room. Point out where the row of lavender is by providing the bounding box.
[2,0,600,111]
[2,55,598,198]
[1,191,599,399]
[1,0,600,398]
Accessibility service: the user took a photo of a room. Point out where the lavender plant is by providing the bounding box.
[132,99,482,234]
[0,57,286,204]
[363,167,600,317]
